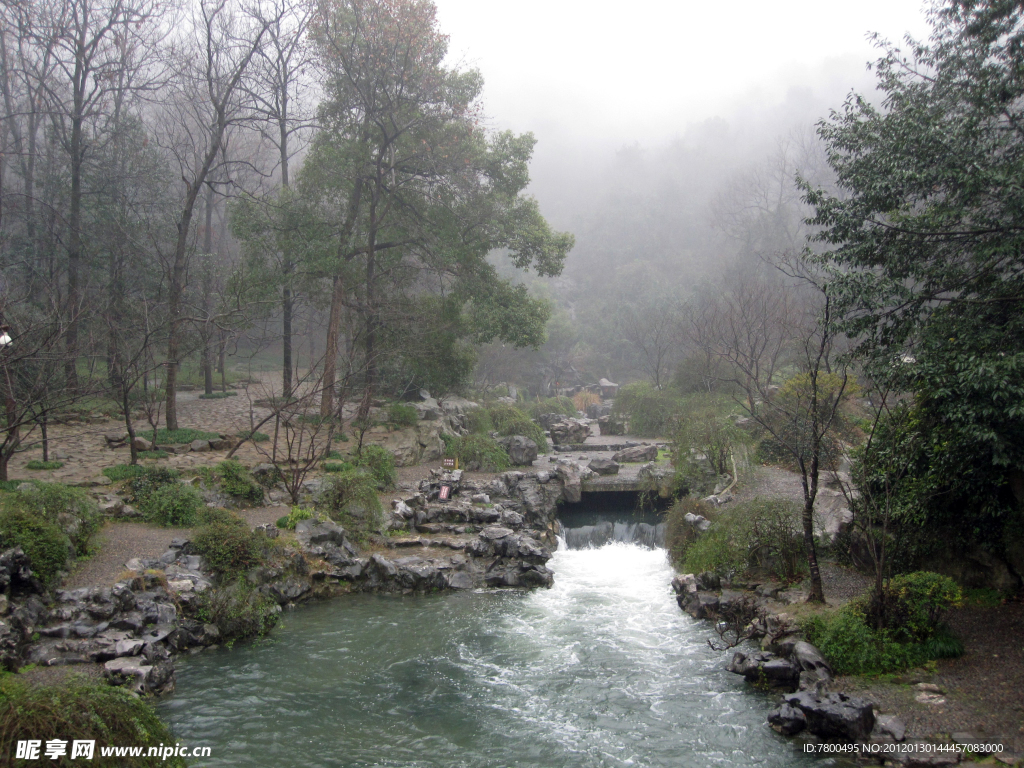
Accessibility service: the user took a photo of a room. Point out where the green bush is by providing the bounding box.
[102,463,148,482]
[387,402,419,428]
[322,461,354,473]
[676,498,805,581]
[196,507,243,527]
[26,459,63,470]
[487,403,548,452]
[866,571,962,643]
[139,483,203,527]
[613,382,682,437]
[15,483,100,556]
[0,676,188,765]
[525,396,578,420]
[191,521,266,574]
[316,470,384,543]
[0,509,70,587]
[445,434,510,472]
[216,460,264,505]
[149,428,220,444]
[665,497,714,567]
[801,604,924,675]
[188,581,279,640]
[127,467,181,505]
[276,506,313,529]
[198,390,238,399]
[357,444,396,490]
[465,407,494,434]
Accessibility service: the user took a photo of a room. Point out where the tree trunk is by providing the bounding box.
[801,453,825,603]
[201,184,215,395]
[320,276,345,418]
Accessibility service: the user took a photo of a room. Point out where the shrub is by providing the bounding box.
[664,497,714,567]
[357,444,396,490]
[322,461,354,473]
[149,428,220,444]
[387,402,419,428]
[188,581,279,640]
[26,460,63,470]
[866,571,962,643]
[198,390,237,399]
[676,498,805,581]
[445,434,510,472]
[15,483,100,556]
[191,521,266,574]
[487,403,548,452]
[102,464,147,482]
[525,396,577,420]
[801,604,923,675]
[0,509,70,587]
[196,507,243,527]
[126,467,181,506]
[613,382,682,437]
[572,391,601,413]
[673,395,743,475]
[139,483,203,527]
[316,470,384,542]
[276,506,313,529]
[465,407,494,434]
[216,460,264,505]
[0,676,187,766]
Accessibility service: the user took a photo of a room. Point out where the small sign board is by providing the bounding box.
[442,458,456,469]
[438,484,451,501]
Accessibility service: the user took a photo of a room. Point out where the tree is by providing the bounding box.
[805,0,1024,581]
[158,0,272,431]
[300,0,572,414]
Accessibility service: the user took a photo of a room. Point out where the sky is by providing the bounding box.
[433,0,933,157]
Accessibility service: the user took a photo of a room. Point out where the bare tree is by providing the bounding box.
[157,0,273,431]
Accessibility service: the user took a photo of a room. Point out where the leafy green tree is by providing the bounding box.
[300,0,572,414]
[806,0,1024,582]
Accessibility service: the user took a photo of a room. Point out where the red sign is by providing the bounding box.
[438,485,451,500]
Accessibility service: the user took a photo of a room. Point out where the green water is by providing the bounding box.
[158,543,830,767]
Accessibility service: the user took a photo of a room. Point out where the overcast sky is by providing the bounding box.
[434,0,932,153]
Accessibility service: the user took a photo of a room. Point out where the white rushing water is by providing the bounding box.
[158,540,823,767]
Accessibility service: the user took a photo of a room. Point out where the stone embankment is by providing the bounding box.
[671,571,1008,765]
[0,459,603,699]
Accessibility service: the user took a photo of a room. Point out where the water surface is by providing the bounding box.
[159,542,827,767]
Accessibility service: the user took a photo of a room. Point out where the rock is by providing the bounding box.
[783,691,875,742]
[611,444,658,463]
[471,493,490,504]
[541,415,591,446]
[792,641,833,689]
[298,520,347,547]
[496,435,539,466]
[727,650,800,690]
[587,458,619,475]
[680,591,719,619]
[266,577,311,605]
[682,512,711,532]
[97,495,124,516]
[695,571,720,591]
[131,436,153,452]
[671,573,697,595]
[555,461,583,503]
[104,657,175,695]
[536,471,551,484]
[189,439,211,453]
[209,437,236,451]
[105,432,128,446]
[597,415,625,436]
[15,482,35,493]
[875,714,906,742]
[768,703,806,735]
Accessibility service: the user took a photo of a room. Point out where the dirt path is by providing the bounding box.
[64,506,288,589]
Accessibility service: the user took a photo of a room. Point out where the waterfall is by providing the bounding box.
[559,519,667,549]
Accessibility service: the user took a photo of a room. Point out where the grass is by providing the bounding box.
[237,430,270,443]
[25,460,64,470]
[102,464,148,482]
[198,390,238,399]
[148,428,220,444]
[139,450,169,459]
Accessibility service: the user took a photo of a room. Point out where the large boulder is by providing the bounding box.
[542,415,591,446]
[497,436,539,466]
[587,458,619,475]
[612,444,658,463]
[555,461,584,503]
[727,650,801,691]
[597,415,625,436]
[779,691,875,742]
